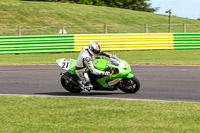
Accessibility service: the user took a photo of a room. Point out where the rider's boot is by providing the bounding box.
[78,80,85,89]
[78,80,93,91]
[84,82,93,91]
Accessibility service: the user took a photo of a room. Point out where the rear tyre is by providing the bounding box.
[60,75,82,93]
[118,76,140,93]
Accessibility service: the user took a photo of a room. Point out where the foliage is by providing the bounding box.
[22,0,158,12]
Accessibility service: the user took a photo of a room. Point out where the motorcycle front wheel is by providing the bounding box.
[118,76,140,93]
[60,75,82,93]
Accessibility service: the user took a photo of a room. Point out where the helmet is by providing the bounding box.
[88,41,101,56]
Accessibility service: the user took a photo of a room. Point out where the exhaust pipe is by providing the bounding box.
[61,72,83,89]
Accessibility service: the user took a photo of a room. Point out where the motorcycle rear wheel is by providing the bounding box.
[118,76,140,93]
[60,75,82,93]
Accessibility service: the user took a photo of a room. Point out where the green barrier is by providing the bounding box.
[0,35,74,54]
[174,33,200,49]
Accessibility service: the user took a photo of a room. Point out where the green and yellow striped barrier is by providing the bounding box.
[0,33,200,54]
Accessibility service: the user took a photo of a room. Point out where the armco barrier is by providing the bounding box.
[0,33,200,54]
[74,34,174,51]
[0,35,74,54]
[174,33,200,49]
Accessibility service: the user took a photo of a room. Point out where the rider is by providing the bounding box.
[75,41,112,91]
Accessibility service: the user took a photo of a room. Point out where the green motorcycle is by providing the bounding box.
[56,56,140,93]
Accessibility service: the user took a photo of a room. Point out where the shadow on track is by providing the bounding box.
[35,91,124,97]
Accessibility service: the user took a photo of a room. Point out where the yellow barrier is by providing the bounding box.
[74,33,174,51]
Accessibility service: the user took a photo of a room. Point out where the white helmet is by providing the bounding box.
[88,41,101,56]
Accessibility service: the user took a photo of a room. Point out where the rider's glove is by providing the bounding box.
[104,71,110,76]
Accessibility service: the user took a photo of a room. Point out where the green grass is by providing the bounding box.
[1,0,200,35]
[0,49,200,65]
[0,96,199,133]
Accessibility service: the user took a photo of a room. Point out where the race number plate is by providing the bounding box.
[56,58,71,71]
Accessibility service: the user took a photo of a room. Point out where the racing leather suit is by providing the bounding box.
[75,47,111,88]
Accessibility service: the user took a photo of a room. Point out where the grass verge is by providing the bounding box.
[0,49,200,65]
[0,96,199,133]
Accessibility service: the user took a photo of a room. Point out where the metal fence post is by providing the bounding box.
[145,24,148,33]
[18,25,21,36]
[169,14,172,33]
[183,24,186,33]
[104,24,107,34]
[166,9,172,33]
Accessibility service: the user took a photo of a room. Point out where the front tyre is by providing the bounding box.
[60,75,82,93]
[118,76,140,93]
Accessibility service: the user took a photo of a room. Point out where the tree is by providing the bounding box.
[122,0,159,12]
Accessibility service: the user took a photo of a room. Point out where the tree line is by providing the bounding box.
[23,0,158,13]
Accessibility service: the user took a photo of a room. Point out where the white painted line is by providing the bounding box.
[0,94,199,103]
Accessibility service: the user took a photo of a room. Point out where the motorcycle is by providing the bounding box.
[56,56,140,93]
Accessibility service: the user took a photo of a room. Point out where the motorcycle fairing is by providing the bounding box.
[56,58,76,74]
[96,59,132,89]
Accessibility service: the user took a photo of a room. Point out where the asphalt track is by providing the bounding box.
[0,65,200,102]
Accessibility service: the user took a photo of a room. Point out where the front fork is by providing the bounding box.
[119,73,134,88]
